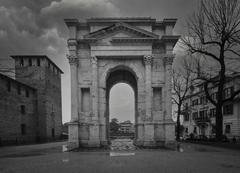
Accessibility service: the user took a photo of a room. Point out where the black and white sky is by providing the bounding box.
[0,0,198,123]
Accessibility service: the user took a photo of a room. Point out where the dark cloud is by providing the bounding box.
[0,0,199,122]
[0,0,123,123]
[0,0,121,64]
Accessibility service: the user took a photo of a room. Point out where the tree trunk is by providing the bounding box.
[215,53,225,141]
[215,102,223,141]
[176,105,181,141]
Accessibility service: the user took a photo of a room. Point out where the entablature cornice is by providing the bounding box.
[161,35,180,42]
[77,38,159,44]
[111,38,158,43]
[84,22,159,39]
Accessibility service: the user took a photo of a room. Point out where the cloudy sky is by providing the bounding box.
[0,0,198,123]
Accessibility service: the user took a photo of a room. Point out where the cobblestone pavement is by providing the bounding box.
[0,141,240,173]
[110,139,136,151]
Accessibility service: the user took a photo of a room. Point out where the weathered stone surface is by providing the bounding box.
[65,17,180,149]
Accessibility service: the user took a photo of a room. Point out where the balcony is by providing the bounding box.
[194,117,210,124]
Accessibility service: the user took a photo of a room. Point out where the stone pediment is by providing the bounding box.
[84,22,159,41]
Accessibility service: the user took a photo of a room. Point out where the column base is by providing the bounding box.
[67,141,79,151]
[165,140,177,150]
[87,140,101,148]
[100,140,109,147]
[67,122,80,150]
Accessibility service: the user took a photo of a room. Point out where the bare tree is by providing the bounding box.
[181,0,240,141]
[172,56,194,140]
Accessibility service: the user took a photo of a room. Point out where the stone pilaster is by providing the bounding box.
[163,55,174,120]
[163,54,176,146]
[67,54,79,150]
[67,54,79,122]
[143,55,154,146]
[143,55,153,120]
[89,56,100,147]
[91,56,98,121]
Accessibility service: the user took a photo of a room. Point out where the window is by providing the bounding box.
[210,108,216,117]
[52,128,55,138]
[20,58,24,66]
[48,62,51,69]
[212,125,216,134]
[193,127,197,134]
[28,58,32,66]
[17,85,21,95]
[199,110,208,120]
[223,87,234,99]
[225,124,231,134]
[211,93,217,101]
[184,113,189,121]
[20,105,26,114]
[199,84,204,91]
[37,59,41,66]
[7,81,11,92]
[25,89,29,97]
[21,124,26,135]
[200,96,208,105]
[192,99,198,106]
[199,110,204,119]
[200,96,204,104]
[192,112,198,120]
[223,104,233,115]
[185,127,188,133]
[183,103,189,110]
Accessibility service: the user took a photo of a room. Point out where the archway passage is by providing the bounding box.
[109,83,134,123]
[106,68,138,146]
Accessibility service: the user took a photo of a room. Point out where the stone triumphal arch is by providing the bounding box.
[65,17,180,149]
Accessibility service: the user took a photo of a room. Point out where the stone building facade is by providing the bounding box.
[119,121,135,134]
[0,55,63,144]
[182,74,240,139]
[65,17,180,149]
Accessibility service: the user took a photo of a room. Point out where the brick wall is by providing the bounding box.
[0,74,37,145]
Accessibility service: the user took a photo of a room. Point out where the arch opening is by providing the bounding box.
[106,67,138,142]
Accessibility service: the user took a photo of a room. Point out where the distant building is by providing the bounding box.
[0,55,63,145]
[182,73,240,139]
[119,120,134,134]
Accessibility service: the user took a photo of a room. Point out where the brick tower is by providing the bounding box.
[11,55,63,141]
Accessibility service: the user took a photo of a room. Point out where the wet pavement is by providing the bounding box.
[0,141,240,173]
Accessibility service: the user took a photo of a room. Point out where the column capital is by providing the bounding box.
[67,54,78,65]
[143,55,153,65]
[163,54,175,66]
[91,56,98,65]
